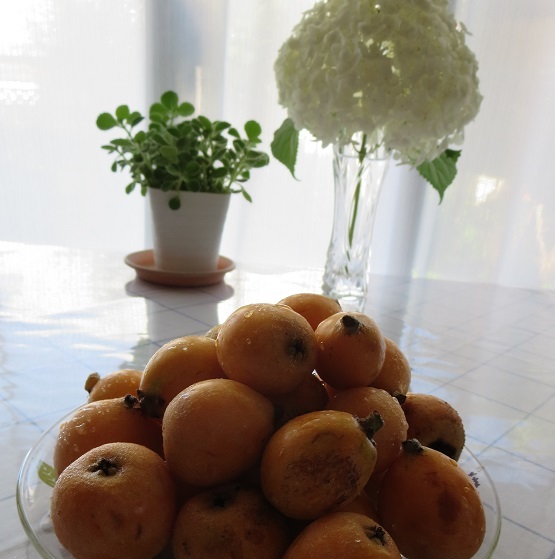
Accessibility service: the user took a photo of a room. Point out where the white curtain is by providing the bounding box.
[1,0,554,290]
[413,0,555,290]
[0,0,148,253]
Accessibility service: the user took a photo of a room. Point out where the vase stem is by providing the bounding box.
[322,141,390,311]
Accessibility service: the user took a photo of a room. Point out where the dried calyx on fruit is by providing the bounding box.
[356,411,384,442]
[341,314,365,334]
[402,438,426,454]
[88,457,120,476]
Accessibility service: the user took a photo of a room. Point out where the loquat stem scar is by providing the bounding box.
[402,438,425,454]
[341,314,361,334]
[123,393,140,409]
[89,457,120,476]
[365,524,387,546]
[357,411,384,440]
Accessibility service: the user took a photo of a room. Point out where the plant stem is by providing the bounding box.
[225,151,248,192]
[347,133,368,249]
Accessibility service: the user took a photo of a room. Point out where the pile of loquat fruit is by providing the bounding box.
[50,293,486,559]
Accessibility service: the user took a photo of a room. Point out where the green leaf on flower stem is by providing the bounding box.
[417,149,461,203]
[271,118,299,179]
[38,461,57,488]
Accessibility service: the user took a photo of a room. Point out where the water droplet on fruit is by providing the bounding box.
[75,423,87,434]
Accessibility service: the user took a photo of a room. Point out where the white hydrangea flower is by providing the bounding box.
[274,0,482,165]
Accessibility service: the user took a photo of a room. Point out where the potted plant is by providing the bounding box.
[96,91,270,277]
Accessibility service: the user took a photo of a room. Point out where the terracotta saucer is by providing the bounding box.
[124,250,235,287]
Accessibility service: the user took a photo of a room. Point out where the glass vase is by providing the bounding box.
[322,141,391,311]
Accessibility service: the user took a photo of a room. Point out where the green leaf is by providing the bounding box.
[212,136,228,149]
[247,151,270,168]
[177,102,195,117]
[212,147,227,161]
[96,112,118,130]
[169,195,181,210]
[211,167,228,178]
[152,132,169,145]
[111,138,133,148]
[416,149,461,203]
[150,102,166,114]
[37,461,57,488]
[160,146,179,164]
[271,118,299,179]
[149,112,166,125]
[125,182,136,194]
[127,111,144,126]
[134,130,147,143]
[166,166,181,177]
[161,91,179,110]
[197,115,212,131]
[149,103,168,122]
[214,121,231,132]
[184,160,201,176]
[115,104,130,121]
[244,120,262,140]
[233,139,246,152]
[241,189,253,203]
[188,179,201,192]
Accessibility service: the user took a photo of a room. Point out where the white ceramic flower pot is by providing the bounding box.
[149,189,231,273]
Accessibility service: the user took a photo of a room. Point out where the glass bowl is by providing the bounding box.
[17,409,501,559]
